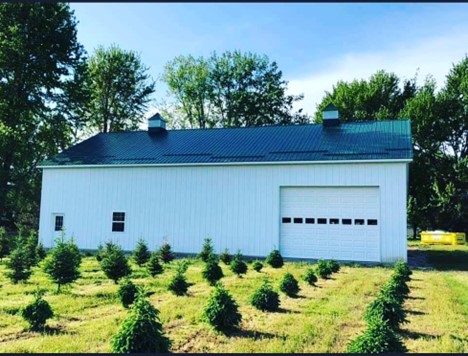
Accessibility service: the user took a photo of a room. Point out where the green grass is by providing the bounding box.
[0,245,466,353]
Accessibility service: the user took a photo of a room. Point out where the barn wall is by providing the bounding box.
[39,162,408,263]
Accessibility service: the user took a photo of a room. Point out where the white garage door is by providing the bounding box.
[280,187,380,262]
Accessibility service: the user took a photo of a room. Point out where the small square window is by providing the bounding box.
[54,216,64,231]
[282,217,291,223]
[368,219,378,225]
[293,218,303,224]
[329,218,339,224]
[317,218,327,224]
[342,219,352,225]
[354,219,365,225]
[112,212,125,232]
[305,218,315,224]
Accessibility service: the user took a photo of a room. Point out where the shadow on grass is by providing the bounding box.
[225,328,277,340]
[423,249,468,271]
[407,295,425,301]
[275,307,301,314]
[399,329,437,340]
[41,325,70,336]
[405,309,426,316]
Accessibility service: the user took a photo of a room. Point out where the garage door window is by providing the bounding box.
[282,217,291,223]
[329,218,339,224]
[354,219,365,225]
[368,219,378,225]
[342,219,352,225]
[293,218,303,224]
[317,218,327,224]
[305,218,315,224]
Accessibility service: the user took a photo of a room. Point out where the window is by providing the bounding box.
[329,218,339,224]
[293,218,303,224]
[282,217,291,223]
[54,216,64,231]
[305,218,315,224]
[112,212,125,232]
[342,219,352,225]
[368,219,378,225]
[354,219,365,225]
[317,218,327,224]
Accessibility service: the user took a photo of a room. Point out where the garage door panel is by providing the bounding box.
[280,187,380,262]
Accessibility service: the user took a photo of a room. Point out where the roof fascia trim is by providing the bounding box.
[38,159,413,169]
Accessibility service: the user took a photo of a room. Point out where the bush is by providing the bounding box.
[168,263,189,296]
[252,261,263,272]
[111,294,171,353]
[21,291,54,331]
[250,279,280,311]
[132,238,151,267]
[265,249,284,268]
[347,319,407,353]
[364,294,407,330]
[6,237,33,283]
[100,242,132,283]
[118,279,139,308]
[25,231,40,267]
[315,259,333,279]
[382,277,410,303]
[219,248,232,265]
[303,268,318,286]
[394,260,412,281]
[279,272,300,297]
[202,259,224,286]
[326,259,340,273]
[198,238,215,262]
[43,235,82,292]
[202,284,241,331]
[147,252,163,277]
[158,242,175,263]
[230,251,247,277]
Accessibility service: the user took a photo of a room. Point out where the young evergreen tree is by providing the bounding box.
[6,237,33,283]
[219,248,232,265]
[202,284,242,332]
[147,252,163,277]
[132,238,151,266]
[100,241,132,283]
[265,249,284,268]
[158,242,175,263]
[43,235,82,292]
[118,279,139,309]
[198,237,215,262]
[230,250,248,277]
[111,293,172,353]
[21,290,54,331]
[250,279,280,311]
[168,262,189,296]
[279,273,300,297]
[202,258,224,286]
[0,227,10,260]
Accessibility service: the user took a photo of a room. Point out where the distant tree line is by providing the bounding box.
[0,3,466,236]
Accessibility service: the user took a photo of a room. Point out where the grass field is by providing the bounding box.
[0,242,466,353]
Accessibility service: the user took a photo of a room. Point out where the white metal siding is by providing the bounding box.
[39,162,408,262]
[280,187,380,261]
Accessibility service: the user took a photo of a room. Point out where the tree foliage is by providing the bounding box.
[0,3,83,231]
[111,293,172,353]
[202,283,242,332]
[132,238,151,267]
[99,241,132,283]
[162,50,309,129]
[43,235,82,292]
[21,291,54,331]
[6,236,33,283]
[82,44,156,133]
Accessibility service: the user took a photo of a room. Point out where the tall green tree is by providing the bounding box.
[0,3,83,229]
[162,50,309,128]
[314,70,417,122]
[84,44,156,133]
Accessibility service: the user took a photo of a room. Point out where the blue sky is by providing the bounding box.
[70,3,468,116]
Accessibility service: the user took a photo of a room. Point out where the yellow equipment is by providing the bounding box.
[420,231,466,245]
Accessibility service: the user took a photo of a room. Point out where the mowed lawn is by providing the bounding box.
[0,243,466,353]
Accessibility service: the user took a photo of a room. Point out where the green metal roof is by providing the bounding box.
[39,120,413,167]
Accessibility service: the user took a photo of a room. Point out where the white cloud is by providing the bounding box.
[288,28,468,116]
